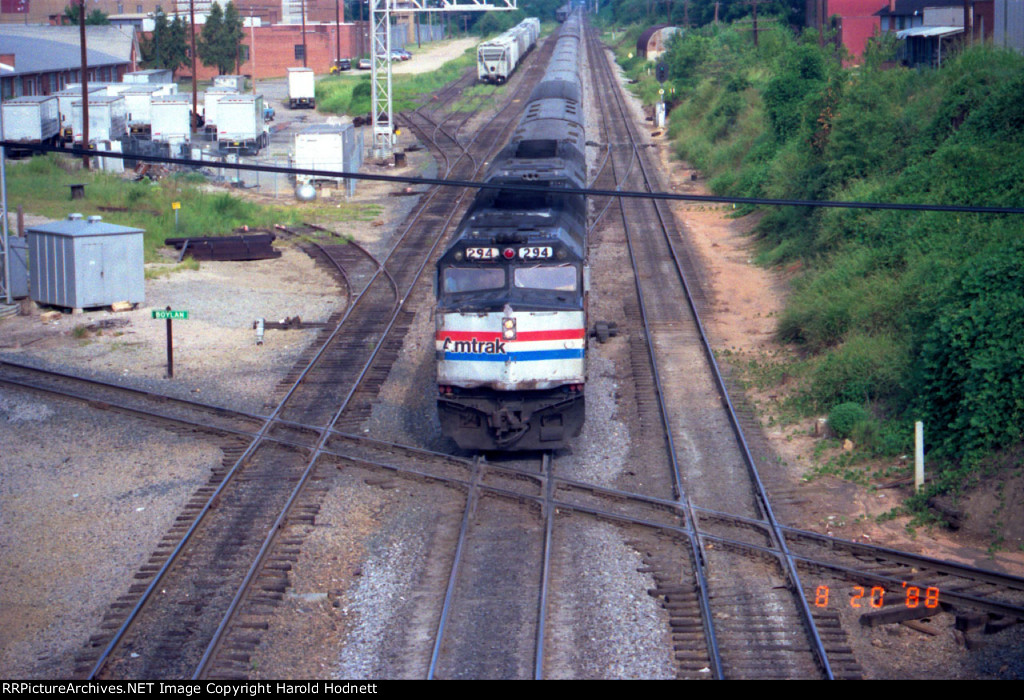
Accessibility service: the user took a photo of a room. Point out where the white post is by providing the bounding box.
[915,421,925,492]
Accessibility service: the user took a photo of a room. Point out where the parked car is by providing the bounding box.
[330,58,352,74]
[357,57,371,69]
[393,48,412,61]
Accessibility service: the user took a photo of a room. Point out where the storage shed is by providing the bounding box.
[28,214,144,310]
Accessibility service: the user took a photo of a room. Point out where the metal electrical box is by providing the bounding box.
[4,237,28,299]
[27,214,145,309]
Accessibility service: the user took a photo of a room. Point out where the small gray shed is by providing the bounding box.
[28,214,145,310]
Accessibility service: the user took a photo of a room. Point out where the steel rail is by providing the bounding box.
[608,76,836,687]
[0,359,271,423]
[12,357,1020,639]
[593,23,832,678]
[12,353,1018,620]
[535,452,555,679]
[83,205,395,678]
[427,457,484,679]
[586,20,724,680]
[325,448,1024,621]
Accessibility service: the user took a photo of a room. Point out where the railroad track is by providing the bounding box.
[53,36,560,680]
[4,356,1021,677]
[586,17,846,678]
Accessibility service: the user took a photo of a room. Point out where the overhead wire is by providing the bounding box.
[6,141,1024,216]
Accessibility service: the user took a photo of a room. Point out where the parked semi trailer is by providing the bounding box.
[217,94,269,155]
[287,67,316,109]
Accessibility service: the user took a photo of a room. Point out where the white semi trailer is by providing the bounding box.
[287,67,316,109]
[217,94,269,155]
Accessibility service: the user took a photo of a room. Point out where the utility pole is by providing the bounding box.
[79,0,90,169]
[190,0,198,130]
[744,0,766,47]
[336,0,342,63]
[301,0,308,67]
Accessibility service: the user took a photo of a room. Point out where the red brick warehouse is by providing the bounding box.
[181,21,368,81]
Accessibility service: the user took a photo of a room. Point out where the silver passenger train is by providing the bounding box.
[436,11,588,450]
[477,18,541,84]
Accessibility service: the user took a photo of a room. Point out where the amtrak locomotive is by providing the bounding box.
[436,13,587,450]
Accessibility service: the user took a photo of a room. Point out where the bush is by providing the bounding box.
[915,241,1024,460]
[828,402,869,439]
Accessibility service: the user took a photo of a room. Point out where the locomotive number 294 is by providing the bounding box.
[466,247,499,260]
[519,246,553,259]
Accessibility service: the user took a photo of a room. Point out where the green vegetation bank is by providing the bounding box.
[598,7,1024,511]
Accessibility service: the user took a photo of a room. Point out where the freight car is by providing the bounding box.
[477,17,541,84]
[436,13,587,450]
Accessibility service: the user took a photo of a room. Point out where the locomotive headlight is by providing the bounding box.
[556,249,567,260]
[454,251,464,261]
[502,317,517,340]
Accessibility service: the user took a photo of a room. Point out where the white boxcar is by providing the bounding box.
[477,18,540,84]
[151,95,192,145]
[71,95,128,143]
[2,96,60,144]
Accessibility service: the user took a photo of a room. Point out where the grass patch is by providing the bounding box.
[5,154,307,262]
[145,258,201,280]
[317,43,478,117]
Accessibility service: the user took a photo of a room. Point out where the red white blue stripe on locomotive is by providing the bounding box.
[436,311,586,390]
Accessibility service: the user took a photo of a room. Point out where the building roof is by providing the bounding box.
[0,24,136,76]
[0,34,126,77]
[876,0,969,17]
[896,24,965,37]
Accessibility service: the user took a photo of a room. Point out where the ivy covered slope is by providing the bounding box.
[625,18,1024,481]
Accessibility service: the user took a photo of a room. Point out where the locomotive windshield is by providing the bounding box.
[443,267,505,294]
[513,264,577,291]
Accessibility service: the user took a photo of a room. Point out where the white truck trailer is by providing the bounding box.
[72,95,128,144]
[213,75,245,91]
[54,87,105,143]
[202,86,238,130]
[151,95,192,146]
[287,67,316,109]
[217,94,269,154]
[2,96,60,152]
[122,85,163,134]
[123,69,174,85]
[293,122,353,186]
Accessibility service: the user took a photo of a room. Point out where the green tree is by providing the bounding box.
[197,1,244,75]
[140,9,190,73]
[63,4,110,24]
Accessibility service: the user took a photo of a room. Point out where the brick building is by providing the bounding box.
[805,0,887,60]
